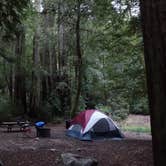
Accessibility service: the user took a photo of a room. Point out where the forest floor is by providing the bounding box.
[0,115,153,166]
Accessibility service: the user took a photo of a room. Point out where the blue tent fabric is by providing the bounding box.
[66,130,92,141]
[35,121,45,127]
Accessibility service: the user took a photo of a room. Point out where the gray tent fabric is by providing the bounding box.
[90,118,123,139]
[93,118,110,133]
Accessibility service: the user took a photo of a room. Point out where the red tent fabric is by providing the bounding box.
[71,109,96,130]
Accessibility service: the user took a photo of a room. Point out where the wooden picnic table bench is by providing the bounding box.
[0,121,30,132]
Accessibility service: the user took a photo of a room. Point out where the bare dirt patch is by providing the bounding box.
[121,114,150,128]
[0,120,153,166]
[119,114,152,140]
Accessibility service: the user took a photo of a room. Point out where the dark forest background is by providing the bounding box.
[1,1,166,165]
[0,0,147,122]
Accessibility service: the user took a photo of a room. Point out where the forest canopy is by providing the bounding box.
[0,0,148,121]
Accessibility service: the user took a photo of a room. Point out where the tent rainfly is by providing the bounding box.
[66,109,124,141]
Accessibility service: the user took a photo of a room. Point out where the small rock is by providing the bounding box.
[0,160,3,166]
[76,148,82,152]
[61,153,98,166]
[34,137,39,141]
[50,148,57,152]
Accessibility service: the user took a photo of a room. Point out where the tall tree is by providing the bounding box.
[140,1,166,165]
[41,1,52,100]
[56,0,70,117]
[71,0,82,117]
[29,28,41,117]
[28,0,42,117]
[14,27,27,115]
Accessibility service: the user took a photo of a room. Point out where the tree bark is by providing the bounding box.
[71,0,82,117]
[140,1,166,165]
[57,0,68,73]
[57,0,71,117]
[14,27,27,115]
[41,9,50,101]
[29,29,41,118]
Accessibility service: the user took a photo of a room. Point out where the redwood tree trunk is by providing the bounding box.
[71,0,82,117]
[14,28,27,115]
[29,30,41,118]
[57,0,71,117]
[140,1,166,165]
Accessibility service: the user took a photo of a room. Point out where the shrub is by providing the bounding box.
[130,97,149,115]
[96,104,129,121]
[0,97,13,122]
[112,108,129,121]
[37,104,53,122]
[52,117,63,124]
[45,92,62,118]
[96,104,112,114]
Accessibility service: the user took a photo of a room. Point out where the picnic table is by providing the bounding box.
[0,121,30,132]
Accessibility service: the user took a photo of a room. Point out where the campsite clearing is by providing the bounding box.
[0,115,153,166]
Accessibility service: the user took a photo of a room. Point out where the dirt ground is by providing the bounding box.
[121,114,151,128]
[0,115,153,166]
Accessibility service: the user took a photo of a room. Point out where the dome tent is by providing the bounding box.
[66,109,124,141]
